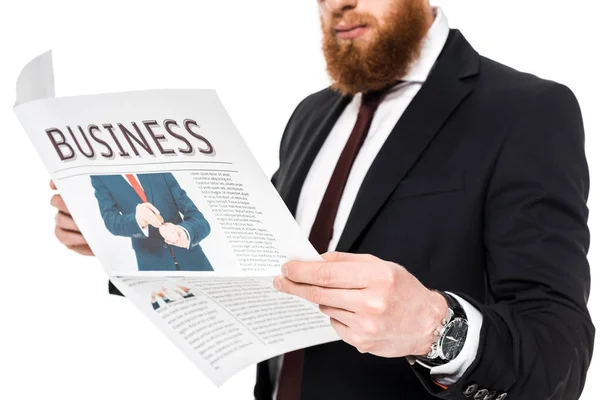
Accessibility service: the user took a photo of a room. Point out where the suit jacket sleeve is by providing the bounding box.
[90,177,146,238]
[413,83,594,399]
[164,173,210,246]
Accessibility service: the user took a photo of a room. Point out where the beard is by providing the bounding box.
[321,1,430,95]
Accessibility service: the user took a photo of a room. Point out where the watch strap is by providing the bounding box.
[435,291,466,320]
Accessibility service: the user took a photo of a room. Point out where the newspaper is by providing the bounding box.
[14,51,339,385]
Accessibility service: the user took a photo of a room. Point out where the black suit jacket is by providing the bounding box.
[255,30,594,400]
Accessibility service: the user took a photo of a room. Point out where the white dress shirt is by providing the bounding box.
[292,7,482,388]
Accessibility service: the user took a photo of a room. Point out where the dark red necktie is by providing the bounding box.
[276,88,388,400]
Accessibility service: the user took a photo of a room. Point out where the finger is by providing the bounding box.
[321,251,377,263]
[330,317,351,342]
[283,260,375,289]
[55,211,80,232]
[50,194,70,214]
[329,318,377,354]
[50,180,57,190]
[148,213,163,227]
[55,226,88,247]
[161,227,177,241]
[158,224,169,234]
[145,203,161,216]
[67,244,94,256]
[142,209,163,228]
[176,227,188,239]
[165,231,178,241]
[148,220,163,228]
[319,305,357,328]
[275,277,364,311]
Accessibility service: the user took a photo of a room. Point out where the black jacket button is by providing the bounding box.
[474,389,489,399]
[463,384,478,397]
[483,391,496,400]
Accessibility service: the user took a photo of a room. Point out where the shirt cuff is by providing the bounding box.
[179,226,191,249]
[137,221,149,237]
[429,292,482,386]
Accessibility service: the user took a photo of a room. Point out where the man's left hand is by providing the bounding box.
[159,223,190,248]
[274,252,448,358]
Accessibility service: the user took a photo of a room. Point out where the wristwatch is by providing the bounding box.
[415,290,468,368]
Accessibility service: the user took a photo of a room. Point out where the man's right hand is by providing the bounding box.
[135,202,164,229]
[50,180,94,256]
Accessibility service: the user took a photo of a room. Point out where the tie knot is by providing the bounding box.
[361,90,385,109]
[360,81,402,109]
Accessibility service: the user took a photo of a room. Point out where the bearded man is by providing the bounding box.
[52,1,594,399]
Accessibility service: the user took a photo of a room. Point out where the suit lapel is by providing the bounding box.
[279,93,351,216]
[137,173,154,204]
[118,174,142,203]
[336,30,480,252]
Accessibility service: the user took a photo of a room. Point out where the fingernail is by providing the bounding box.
[282,264,289,277]
[273,277,282,291]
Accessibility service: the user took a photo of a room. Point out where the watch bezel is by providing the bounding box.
[438,316,468,361]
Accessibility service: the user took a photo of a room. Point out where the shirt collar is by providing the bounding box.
[401,7,450,83]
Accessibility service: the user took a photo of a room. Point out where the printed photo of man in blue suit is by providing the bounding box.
[90,172,213,272]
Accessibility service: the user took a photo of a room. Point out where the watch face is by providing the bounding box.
[440,318,468,361]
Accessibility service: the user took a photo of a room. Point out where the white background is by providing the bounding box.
[0,0,598,399]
